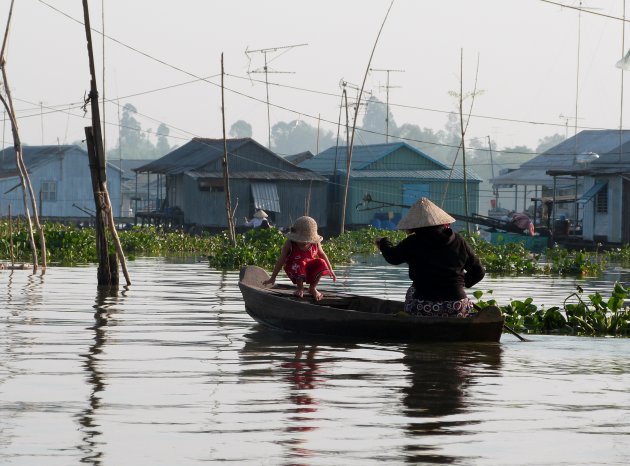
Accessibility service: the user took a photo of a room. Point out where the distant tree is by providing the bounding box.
[117,103,155,158]
[271,120,336,155]
[536,133,564,154]
[359,96,397,145]
[392,122,455,165]
[229,120,253,138]
[106,102,170,160]
[155,123,171,156]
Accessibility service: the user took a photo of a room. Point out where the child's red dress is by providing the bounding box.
[284,242,330,284]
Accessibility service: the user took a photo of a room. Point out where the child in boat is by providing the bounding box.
[263,216,336,301]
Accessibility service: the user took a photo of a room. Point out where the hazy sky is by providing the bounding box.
[1,0,628,158]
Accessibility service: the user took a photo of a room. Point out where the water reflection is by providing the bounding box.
[401,343,502,464]
[76,285,125,465]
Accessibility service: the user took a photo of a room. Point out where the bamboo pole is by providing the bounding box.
[8,204,14,267]
[339,0,394,235]
[459,49,470,233]
[221,53,236,245]
[0,0,46,269]
[0,94,37,270]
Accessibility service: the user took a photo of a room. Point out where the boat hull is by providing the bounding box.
[239,266,504,342]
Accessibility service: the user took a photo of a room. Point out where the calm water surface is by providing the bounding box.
[1,257,629,465]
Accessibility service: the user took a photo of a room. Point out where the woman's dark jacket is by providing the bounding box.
[377,227,485,301]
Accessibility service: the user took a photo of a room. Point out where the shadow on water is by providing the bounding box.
[76,284,129,466]
[400,342,502,464]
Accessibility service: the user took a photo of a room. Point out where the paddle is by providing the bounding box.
[503,324,531,342]
[473,304,531,342]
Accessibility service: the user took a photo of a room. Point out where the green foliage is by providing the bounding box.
[473,286,630,336]
[207,228,287,270]
[563,283,630,335]
[543,243,607,276]
[464,233,542,274]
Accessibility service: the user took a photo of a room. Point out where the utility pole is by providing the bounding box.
[245,43,307,149]
[369,68,404,142]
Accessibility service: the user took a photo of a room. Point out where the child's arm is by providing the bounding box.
[263,240,291,285]
[317,243,337,282]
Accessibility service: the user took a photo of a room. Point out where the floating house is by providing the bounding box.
[0,144,122,219]
[298,142,482,232]
[134,138,327,230]
[492,129,630,243]
[548,137,630,245]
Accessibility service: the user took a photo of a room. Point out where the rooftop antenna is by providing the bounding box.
[245,43,307,149]
[369,68,404,142]
[338,78,372,118]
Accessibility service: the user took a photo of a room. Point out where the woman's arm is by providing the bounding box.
[376,237,409,265]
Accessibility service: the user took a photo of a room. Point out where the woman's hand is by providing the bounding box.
[262,277,275,286]
[330,270,337,282]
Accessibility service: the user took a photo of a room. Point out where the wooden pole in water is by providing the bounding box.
[220,53,236,245]
[82,0,130,286]
[8,204,14,267]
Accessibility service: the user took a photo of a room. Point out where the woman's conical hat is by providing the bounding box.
[397,197,456,230]
[253,209,268,219]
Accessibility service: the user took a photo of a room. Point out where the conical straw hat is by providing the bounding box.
[253,209,268,219]
[397,197,456,230]
[286,216,323,243]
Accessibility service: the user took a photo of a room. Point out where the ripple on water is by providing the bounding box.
[1,258,629,465]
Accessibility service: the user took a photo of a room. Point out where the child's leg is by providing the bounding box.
[308,274,323,301]
[294,279,304,297]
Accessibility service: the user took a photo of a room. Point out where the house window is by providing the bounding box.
[41,180,57,202]
[596,188,607,214]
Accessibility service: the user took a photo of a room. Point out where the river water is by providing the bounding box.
[1,257,629,465]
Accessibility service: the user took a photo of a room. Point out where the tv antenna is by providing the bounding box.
[339,78,372,117]
[245,43,308,148]
[369,68,404,142]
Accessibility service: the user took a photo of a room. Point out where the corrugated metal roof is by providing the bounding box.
[134,138,248,174]
[298,142,448,173]
[0,144,121,180]
[187,170,326,181]
[342,168,483,182]
[285,151,314,165]
[492,130,630,186]
[251,182,281,212]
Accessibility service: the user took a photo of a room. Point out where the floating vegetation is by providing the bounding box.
[474,284,630,336]
[0,222,621,279]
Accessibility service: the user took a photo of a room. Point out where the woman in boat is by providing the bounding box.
[263,216,336,301]
[244,209,271,229]
[375,197,485,318]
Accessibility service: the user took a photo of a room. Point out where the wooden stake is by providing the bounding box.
[221,53,236,245]
[0,0,46,270]
[82,0,130,285]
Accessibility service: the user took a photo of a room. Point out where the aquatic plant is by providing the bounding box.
[543,243,607,276]
[473,286,630,336]
[464,233,542,274]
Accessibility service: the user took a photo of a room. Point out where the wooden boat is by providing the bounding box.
[239,265,505,342]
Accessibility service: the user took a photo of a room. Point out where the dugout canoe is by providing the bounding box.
[238,265,504,342]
